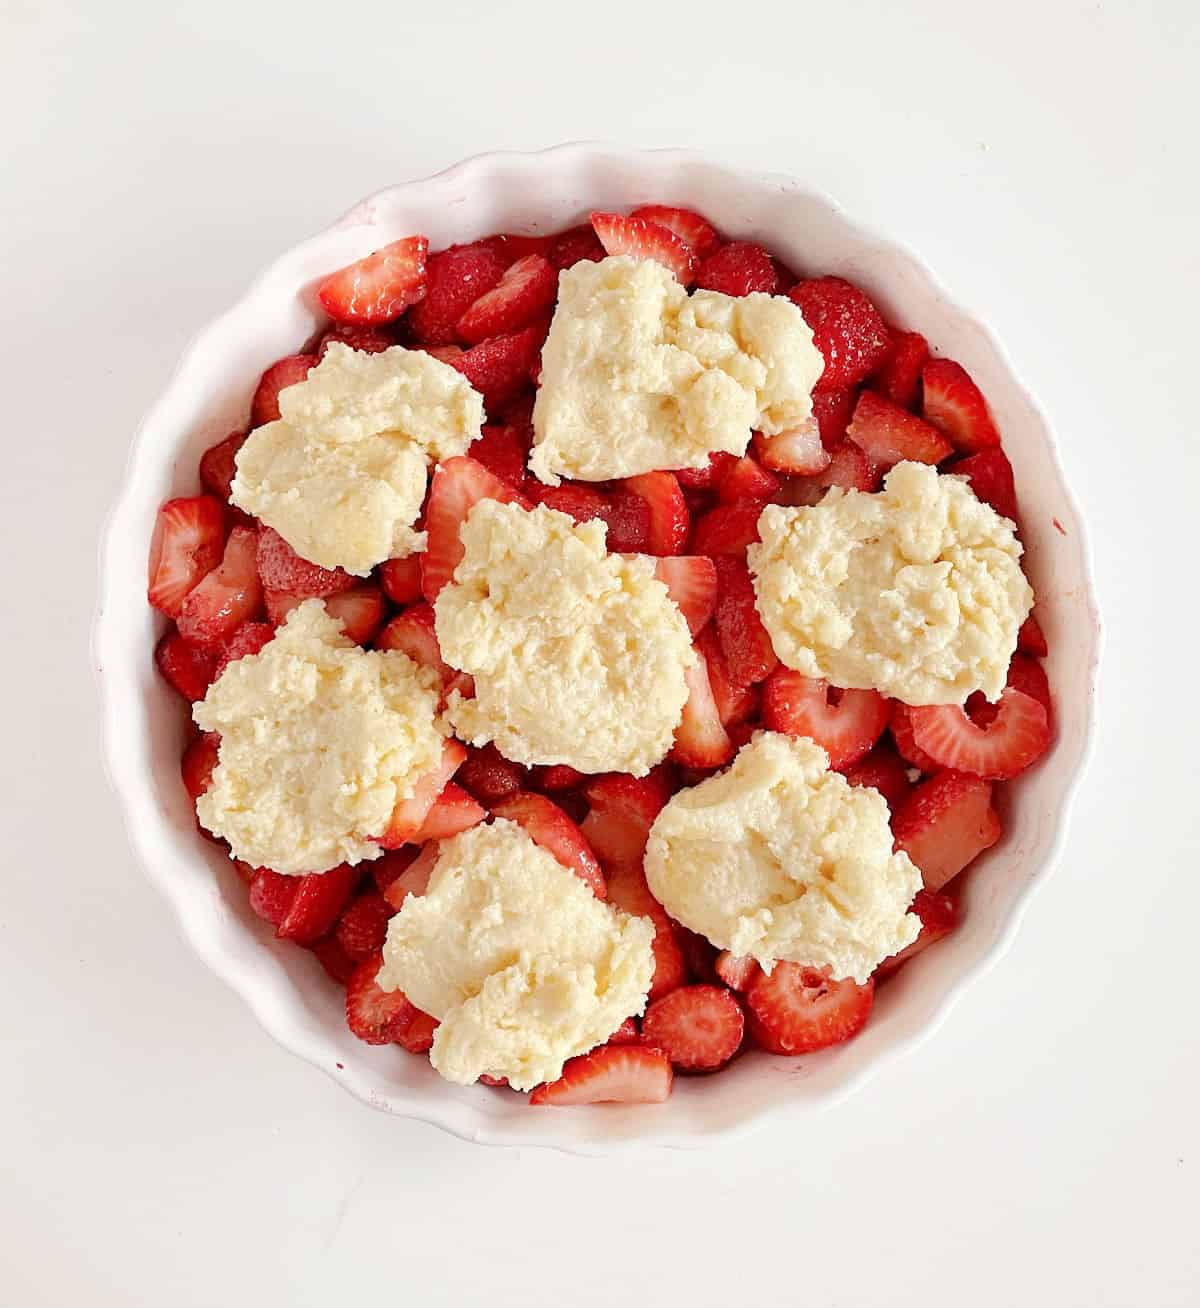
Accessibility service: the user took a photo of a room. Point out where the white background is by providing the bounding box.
[2,1,1197,1304]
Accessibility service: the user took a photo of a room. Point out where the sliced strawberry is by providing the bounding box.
[872,331,930,410]
[421,455,529,602]
[694,241,778,296]
[395,1009,439,1055]
[675,451,735,491]
[672,652,735,768]
[334,891,394,962]
[761,670,889,770]
[746,963,874,1054]
[892,770,1002,891]
[180,732,220,801]
[530,1045,673,1106]
[718,454,782,503]
[688,500,764,556]
[277,862,360,946]
[948,447,1019,522]
[788,276,891,390]
[457,253,557,344]
[606,866,687,1001]
[697,627,760,728]
[255,525,354,598]
[921,358,1001,452]
[456,743,528,805]
[155,631,218,701]
[408,242,507,345]
[346,953,428,1046]
[297,586,386,645]
[817,438,879,491]
[607,1017,640,1045]
[713,556,777,687]
[316,322,397,358]
[378,739,468,848]
[714,951,761,992]
[212,620,273,679]
[890,702,941,774]
[528,480,609,526]
[421,344,464,365]
[368,846,418,896]
[198,430,248,503]
[491,792,606,899]
[581,769,673,871]
[374,557,419,608]
[250,353,317,428]
[310,934,358,986]
[654,556,717,636]
[447,325,546,412]
[753,420,831,476]
[409,782,486,843]
[381,842,440,911]
[480,233,555,265]
[616,471,689,554]
[970,652,1052,725]
[841,741,913,811]
[548,225,606,270]
[590,211,698,284]
[534,764,587,792]
[677,927,718,983]
[600,485,652,552]
[317,236,429,326]
[874,889,958,979]
[177,525,262,647]
[376,603,453,685]
[468,423,531,488]
[1018,613,1048,657]
[248,869,297,928]
[148,495,226,617]
[909,688,1051,780]
[642,984,744,1071]
[631,205,720,260]
[811,387,858,447]
[492,388,536,428]
[846,390,953,470]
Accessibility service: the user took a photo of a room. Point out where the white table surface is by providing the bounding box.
[3,1,1197,1303]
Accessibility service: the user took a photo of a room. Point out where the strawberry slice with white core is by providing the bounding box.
[671,653,735,769]
[176,525,262,647]
[266,586,385,645]
[630,205,720,260]
[317,236,429,326]
[921,358,1001,453]
[653,556,717,635]
[375,602,461,696]
[590,211,699,284]
[618,471,689,554]
[148,495,226,617]
[874,889,958,978]
[761,669,890,770]
[378,739,468,849]
[407,782,486,844]
[909,688,1051,780]
[456,253,558,344]
[530,1045,674,1106]
[752,420,832,476]
[714,951,761,992]
[746,962,874,1055]
[641,984,745,1071]
[891,770,1002,891]
[491,792,606,899]
[846,389,954,470]
[889,702,941,773]
[580,770,673,871]
[381,842,440,911]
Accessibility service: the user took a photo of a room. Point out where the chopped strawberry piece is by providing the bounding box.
[378,739,468,848]
[180,732,220,801]
[616,471,688,554]
[248,869,297,927]
[345,953,429,1045]
[909,688,1051,780]
[746,963,874,1055]
[534,764,587,792]
[713,556,777,687]
[889,702,941,774]
[468,423,531,488]
[528,480,609,526]
[642,984,744,1071]
[155,631,218,701]
[256,525,354,598]
[198,430,248,503]
[456,743,528,804]
[762,670,890,770]
[841,741,913,811]
[631,205,720,260]
[421,455,530,602]
[368,847,418,895]
[310,934,358,986]
[846,390,953,470]
[316,323,397,358]
[714,951,761,992]
[395,1009,439,1055]
[334,891,394,962]
[607,1017,640,1045]
[718,454,782,503]
[590,211,698,284]
[600,485,653,552]
[530,1045,673,1106]
[788,276,891,389]
[148,495,226,617]
[948,447,1019,522]
[478,1073,511,1088]
[177,526,262,647]
[408,243,507,345]
[421,344,464,365]
[753,420,831,476]
[694,241,778,296]
[376,603,454,684]
[875,889,958,978]
[672,652,735,768]
[892,770,1002,891]
[872,331,930,410]
[1018,613,1048,657]
[457,253,558,344]
[677,928,718,983]
[491,792,606,899]
[688,500,764,556]
[811,387,858,447]
[480,233,555,264]
[675,451,735,490]
[654,556,718,635]
[212,620,273,679]
[581,770,673,871]
[381,843,440,911]
[409,782,486,843]
[969,653,1052,726]
[818,438,879,491]
[250,353,317,428]
[277,862,360,946]
[606,866,687,1001]
[548,225,606,269]
[921,358,1001,452]
[377,555,421,605]
[317,236,429,326]
[327,586,387,645]
[446,325,546,412]
[696,627,759,728]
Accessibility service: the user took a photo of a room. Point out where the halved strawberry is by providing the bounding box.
[812,387,858,447]
[969,653,1052,727]
[491,792,606,899]
[713,556,777,687]
[467,423,531,488]
[317,236,429,326]
[180,732,220,801]
[249,869,297,927]
[250,354,317,428]
[155,631,218,701]
[212,620,273,679]
[654,556,718,635]
[752,420,831,476]
[718,454,782,503]
[457,253,558,344]
[316,323,397,358]
[688,500,764,556]
[378,739,468,848]
[529,1045,673,1106]
[714,951,761,992]
[746,962,874,1054]
[846,390,953,469]
[407,242,507,345]
[696,626,758,727]
[841,741,913,811]
[890,702,941,773]
[641,984,744,1071]
[788,276,891,389]
[177,525,262,647]
[346,952,430,1045]
[421,455,530,602]
[408,782,486,844]
[672,652,735,768]
[256,526,354,598]
[581,769,673,871]
[872,331,929,410]
[334,891,394,962]
[548,225,606,270]
[198,430,248,503]
[1018,613,1048,657]
[446,325,546,413]
[947,447,1018,522]
[909,688,1051,780]
[456,743,528,804]
[269,586,384,645]
[617,471,688,554]
[606,866,687,1001]
[533,764,587,792]
[874,889,958,978]
[148,495,226,617]
[675,451,735,491]
[891,770,1001,891]
[310,934,358,986]
[761,670,890,770]
[379,555,423,605]
[277,862,360,946]
[631,205,720,260]
[590,211,698,284]
[381,842,440,911]
[694,241,778,296]
[922,358,1001,452]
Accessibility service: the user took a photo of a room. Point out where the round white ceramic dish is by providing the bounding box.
[95,144,1100,1153]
